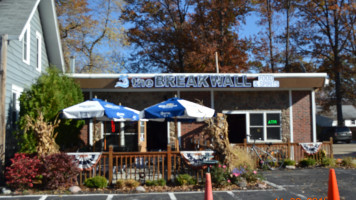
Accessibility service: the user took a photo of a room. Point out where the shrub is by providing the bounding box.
[125,179,140,188]
[231,166,263,184]
[41,153,80,189]
[321,158,336,167]
[176,174,196,186]
[211,164,229,186]
[299,158,316,168]
[116,179,140,189]
[283,159,296,166]
[5,153,42,190]
[156,179,166,186]
[84,176,108,188]
[341,157,355,168]
[146,179,167,186]
[17,67,84,153]
[116,180,125,188]
[230,147,257,170]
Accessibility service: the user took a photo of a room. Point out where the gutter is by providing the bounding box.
[67,73,328,79]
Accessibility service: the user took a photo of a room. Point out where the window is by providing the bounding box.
[11,85,23,129]
[22,24,30,64]
[249,111,281,142]
[36,31,42,71]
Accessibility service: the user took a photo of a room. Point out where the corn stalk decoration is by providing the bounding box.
[24,112,60,156]
[204,113,237,170]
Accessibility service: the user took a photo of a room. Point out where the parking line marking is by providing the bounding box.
[227,191,242,199]
[39,195,47,200]
[106,194,113,200]
[168,192,177,200]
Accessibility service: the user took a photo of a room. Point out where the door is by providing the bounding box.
[147,121,168,151]
[227,114,246,143]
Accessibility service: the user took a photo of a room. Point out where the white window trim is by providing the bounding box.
[22,24,31,65]
[248,111,282,143]
[36,31,42,72]
[223,110,282,143]
[11,85,24,126]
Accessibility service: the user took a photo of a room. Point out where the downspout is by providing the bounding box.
[0,34,8,165]
[311,89,317,143]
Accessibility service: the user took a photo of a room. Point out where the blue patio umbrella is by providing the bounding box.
[140,97,215,121]
[140,97,215,151]
[61,98,140,150]
[61,98,139,121]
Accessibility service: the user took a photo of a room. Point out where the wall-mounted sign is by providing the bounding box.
[114,74,279,89]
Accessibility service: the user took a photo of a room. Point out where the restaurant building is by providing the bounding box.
[69,73,328,152]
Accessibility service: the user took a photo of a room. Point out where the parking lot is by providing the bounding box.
[1,168,354,200]
[333,142,356,158]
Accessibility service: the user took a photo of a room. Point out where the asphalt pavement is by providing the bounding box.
[0,168,354,200]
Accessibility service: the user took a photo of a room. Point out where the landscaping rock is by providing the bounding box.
[237,180,247,188]
[258,183,267,189]
[286,165,296,170]
[136,186,146,192]
[1,187,11,195]
[69,186,81,193]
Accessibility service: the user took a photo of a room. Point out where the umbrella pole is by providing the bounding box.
[174,118,179,152]
[93,118,96,152]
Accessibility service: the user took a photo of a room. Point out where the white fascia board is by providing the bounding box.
[67,73,328,79]
[49,0,65,72]
[19,0,41,41]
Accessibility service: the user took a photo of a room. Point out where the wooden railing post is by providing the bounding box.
[167,145,172,182]
[108,145,113,185]
[287,138,291,159]
[330,137,334,159]
[243,138,247,150]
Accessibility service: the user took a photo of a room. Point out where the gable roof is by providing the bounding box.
[0,0,65,72]
[0,0,39,39]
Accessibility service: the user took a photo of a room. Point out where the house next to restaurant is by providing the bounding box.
[0,0,64,160]
[317,105,356,141]
[68,73,328,153]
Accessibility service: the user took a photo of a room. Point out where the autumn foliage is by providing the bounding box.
[5,153,42,190]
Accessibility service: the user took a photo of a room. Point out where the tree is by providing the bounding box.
[188,0,251,73]
[121,0,251,73]
[56,0,127,73]
[253,0,278,72]
[17,67,84,153]
[297,0,356,125]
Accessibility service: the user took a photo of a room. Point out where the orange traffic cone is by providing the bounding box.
[328,168,340,200]
[205,173,213,200]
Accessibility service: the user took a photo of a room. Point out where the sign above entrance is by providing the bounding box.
[115,74,279,89]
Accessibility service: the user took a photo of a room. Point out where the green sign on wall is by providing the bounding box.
[267,120,278,125]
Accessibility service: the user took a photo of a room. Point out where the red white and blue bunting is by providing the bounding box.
[67,152,102,171]
[299,143,322,155]
[180,151,215,168]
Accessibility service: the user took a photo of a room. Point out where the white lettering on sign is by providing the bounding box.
[253,75,279,87]
[114,75,279,88]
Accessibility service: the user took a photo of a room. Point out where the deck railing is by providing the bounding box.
[78,138,333,185]
[234,137,334,164]
[78,146,197,185]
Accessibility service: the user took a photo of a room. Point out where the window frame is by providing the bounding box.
[22,24,31,65]
[35,31,42,72]
[247,111,282,143]
[11,85,24,128]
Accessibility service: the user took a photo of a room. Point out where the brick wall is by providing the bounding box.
[292,91,312,142]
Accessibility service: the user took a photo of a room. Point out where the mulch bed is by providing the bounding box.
[9,181,273,195]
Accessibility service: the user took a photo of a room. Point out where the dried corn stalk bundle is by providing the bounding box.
[204,113,237,170]
[24,112,60,156]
